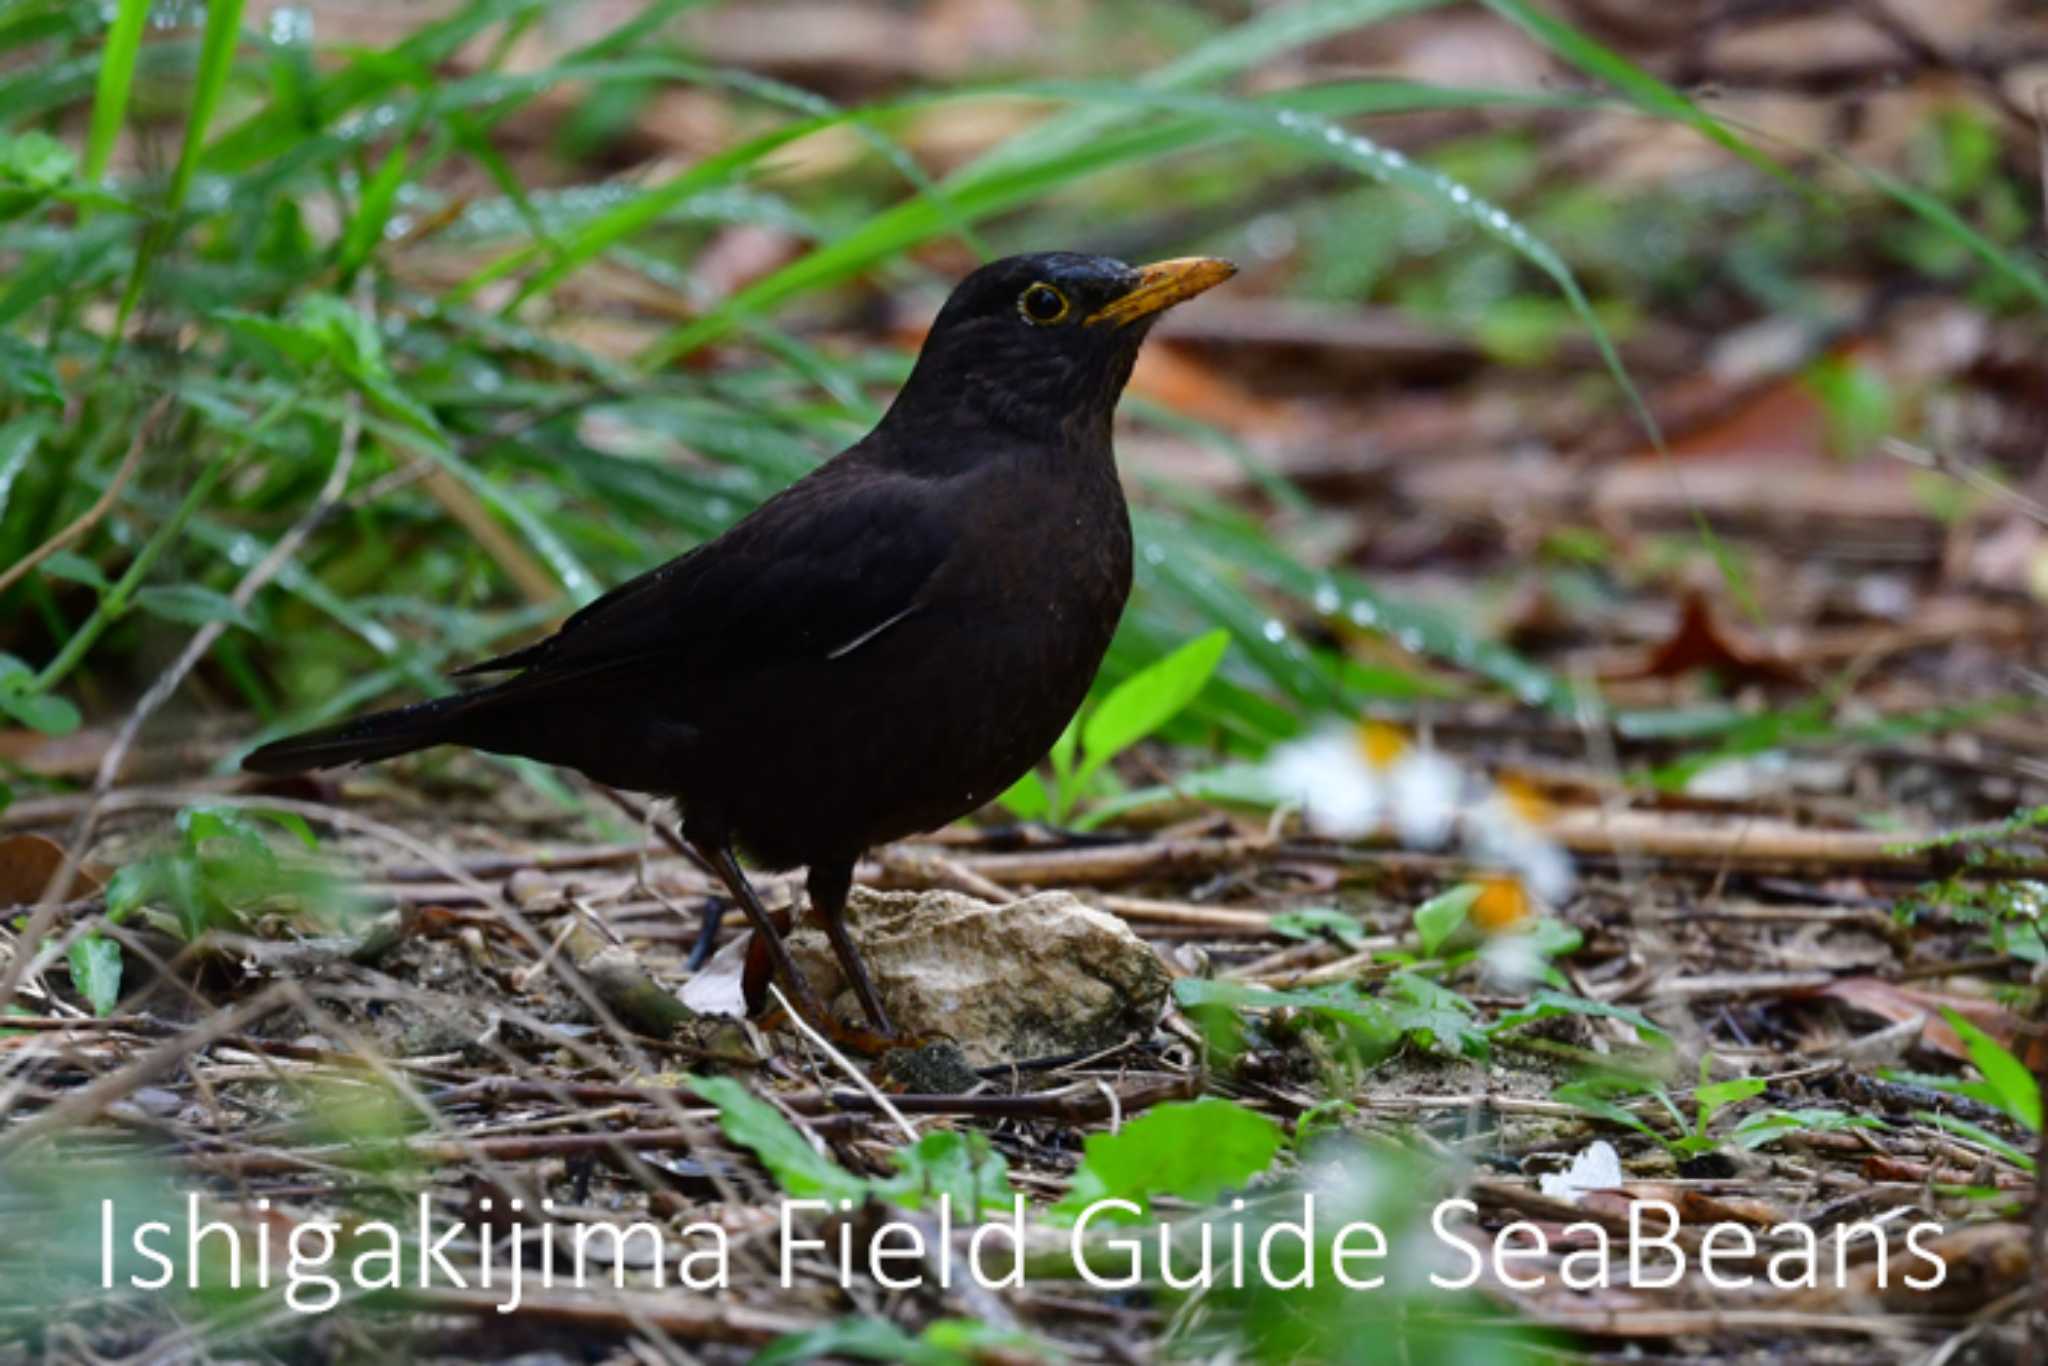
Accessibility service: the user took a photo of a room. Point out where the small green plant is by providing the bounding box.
[998,628,1229,825]
[1892,806,2048,963]
[1803,352,1897,459]
[1728,1107,1887,1152]
[690,1075,1018,1213]
[1413,883,1483,956]
[1178,973,1666,1077]
[1554,1055,1767,1160]
[72,806,359,1015]
[1882,1007,2040,1170]
[1052,1096,1285,1221]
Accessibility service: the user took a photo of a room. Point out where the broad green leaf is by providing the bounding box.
[1731,1108,1886,1152]
[1173,978,1404,1058]
[105,864,151,920]
[1076,628,1228,786]
[1939,1008,2041,1132]
[995,767,1050,821]
[0,686,80,736]
[1381,972,1487,1058]
[753,1317,1042,1366]
[1412,884,1480,956]
[37,551,107,592]
[752,1320,926,1366]
[0,334,60,405]
[876,1130,1015,1215]
[1073,761,1290,831]
[134,584,253,630]
[1269,906,1367,947]
[0,130,74,189]
[1052,1097,1283,1221]
[1693,1077,1767,1122]
[1491,990,1671,1047]
[1552,1079,1660,1138]
[67,933,122,1016]
[688,1075,866,1202]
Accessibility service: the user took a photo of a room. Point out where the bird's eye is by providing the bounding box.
[1018,283,1070,325]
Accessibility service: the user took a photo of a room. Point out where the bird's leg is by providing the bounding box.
[807,858,896,1037]
[691,838,831,1027]
[686,896,727,973]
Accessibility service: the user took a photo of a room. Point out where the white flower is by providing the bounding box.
[1388,748,1463,849]
[1464,788,1575,907]
[1477,923,1546,989]
[1263,728,1383,838]
[1538,1141,1623,1203]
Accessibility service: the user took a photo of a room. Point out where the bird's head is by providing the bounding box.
[884,251,1234,453]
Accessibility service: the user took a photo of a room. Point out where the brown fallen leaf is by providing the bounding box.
[1602,589,1806,688]
[1678,1190,1794,1228]
[1818,976,2030,1063]
[0,833,106,906]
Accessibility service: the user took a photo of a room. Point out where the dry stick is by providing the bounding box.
[0,395,170,600]
[24,789,756,1220]
[0,982,293,1155]
[768,982,918,1144]
[908,835,1267,889]
[872,845,1016,903]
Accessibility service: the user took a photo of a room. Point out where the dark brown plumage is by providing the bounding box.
[243,251,1234,1035]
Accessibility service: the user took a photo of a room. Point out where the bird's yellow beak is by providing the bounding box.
[1085,257,1236,327]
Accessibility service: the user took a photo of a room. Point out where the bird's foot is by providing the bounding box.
[756,997,902,1057]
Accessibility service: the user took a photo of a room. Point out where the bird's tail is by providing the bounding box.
[241,691,489,774]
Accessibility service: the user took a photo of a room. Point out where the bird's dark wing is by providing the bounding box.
[457,462,956,688]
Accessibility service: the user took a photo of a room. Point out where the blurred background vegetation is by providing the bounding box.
[0,0,2043,818]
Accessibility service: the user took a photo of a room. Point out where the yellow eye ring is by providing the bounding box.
[1018,283,1070,325]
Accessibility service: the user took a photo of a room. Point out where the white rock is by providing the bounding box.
[685,886,1172,1066]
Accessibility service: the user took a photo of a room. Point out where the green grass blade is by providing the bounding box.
[456,115,839,307]
[336,141,411,281]
[973,0,1446,177]
[1480,0,1806,195]
[204,0,547,172]
[166,0,247,215]
[637,79,1577,365]
[1854,162,2048,307]
[105,0,247,354]
[83,0,150,186]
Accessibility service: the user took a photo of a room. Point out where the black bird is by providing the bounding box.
[244,252,1235,1035]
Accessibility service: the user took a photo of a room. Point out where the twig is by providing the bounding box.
[0,982,293,1155]
[769,982,918,1144]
